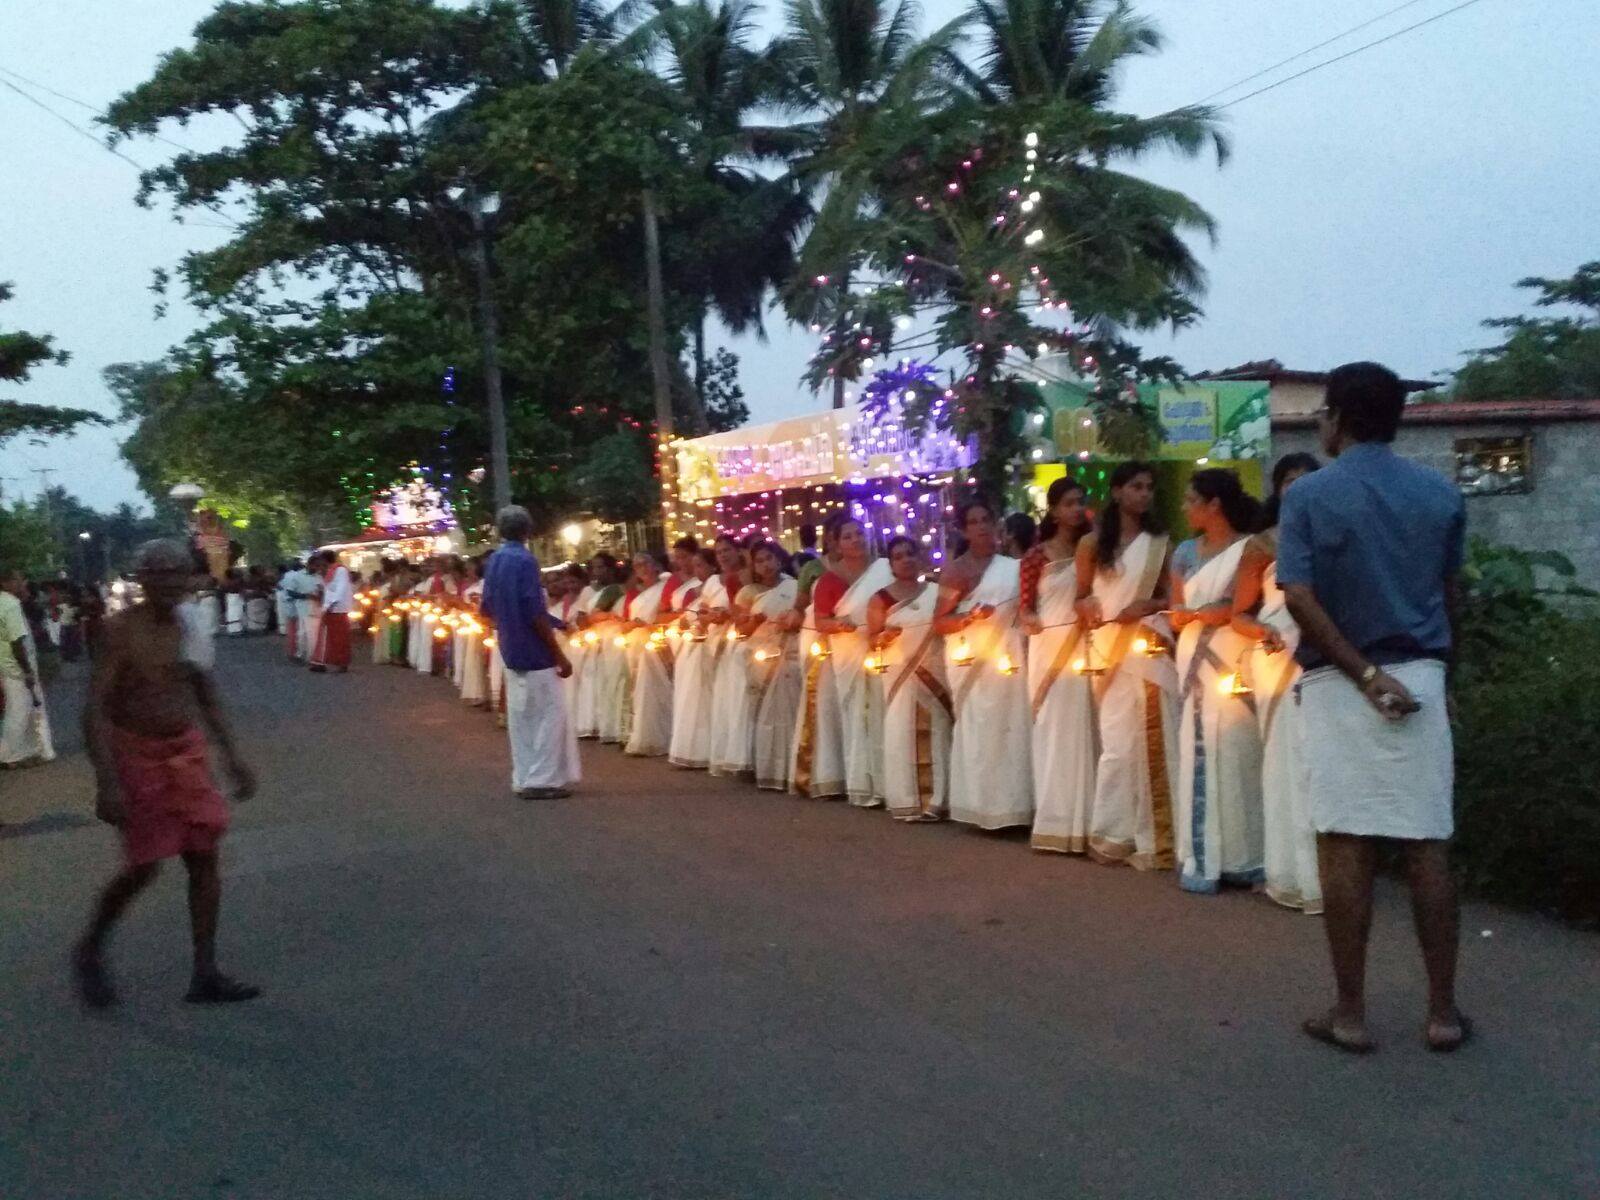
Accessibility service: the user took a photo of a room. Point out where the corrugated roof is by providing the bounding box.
[1272,397,1600,428]
[1197,358,1440,393]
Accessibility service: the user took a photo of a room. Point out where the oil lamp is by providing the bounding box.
[950,637,974,667]
[809,639,831,660]
[996,652,1017,676]
[1072,639,1106,677]
[1219,650,1254,697]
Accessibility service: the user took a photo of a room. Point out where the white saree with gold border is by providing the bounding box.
[946,556,1034,830]
[789,584,846,799]
[1175,536,1264,895]
[1086,532,1178,869]
[833,558,894,807]
[1027,555,1098,853]
[624,578,674,757]
[750,579,802,791]
[669,576,720,769]
[1253,558,1321,914]
[880,583,952,821]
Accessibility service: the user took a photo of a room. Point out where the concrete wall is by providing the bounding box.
[1267,380,1327,417]
[1270,418,1600,587]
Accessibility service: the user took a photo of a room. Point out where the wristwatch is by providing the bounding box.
[1359,664,1379,687]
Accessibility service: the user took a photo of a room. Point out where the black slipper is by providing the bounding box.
[1426,1014,1474,1053]
[73,948,116,1010]
[1302,1014,1376,1055]
[184,974,262,1004]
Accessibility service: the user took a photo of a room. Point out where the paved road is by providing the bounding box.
[2,638,1596,1199]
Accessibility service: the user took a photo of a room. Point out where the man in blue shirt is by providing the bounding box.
[1278,361,1470,1055]
[480,506,578,800]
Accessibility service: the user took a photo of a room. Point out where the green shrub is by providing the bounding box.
[1451,541,1600,925]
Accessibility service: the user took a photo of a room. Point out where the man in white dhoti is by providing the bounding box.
[480,506,578,800]
[1,568,55,768]
[1279,362,1470,1055]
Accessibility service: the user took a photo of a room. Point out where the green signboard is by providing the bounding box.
[1040,379,1271,463]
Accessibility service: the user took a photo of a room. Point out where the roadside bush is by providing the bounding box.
[1451,541,1600,925]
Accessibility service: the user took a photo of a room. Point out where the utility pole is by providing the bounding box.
[640,189,678,542]
[464,186,511,513]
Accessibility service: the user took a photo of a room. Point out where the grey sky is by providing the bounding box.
[3,0,1595,514]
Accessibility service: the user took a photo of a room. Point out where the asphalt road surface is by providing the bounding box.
[3,637,1596,1199]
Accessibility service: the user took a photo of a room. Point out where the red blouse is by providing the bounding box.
[1018,545,1046,613]
[812,570,847,618]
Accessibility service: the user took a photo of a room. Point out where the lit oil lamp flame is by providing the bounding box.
[996,653,1017,676]
[809,640,830,659]
[1218,672,1253,697]
[864,654,887,675]
[951,637,974,667]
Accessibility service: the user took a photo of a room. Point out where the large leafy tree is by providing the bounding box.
[1453,262,1600,401]
[0,282,102,449]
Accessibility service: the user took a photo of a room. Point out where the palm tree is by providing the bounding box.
[622,0,811,430]
[766,0,967,405]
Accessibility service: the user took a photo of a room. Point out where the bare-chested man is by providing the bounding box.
[73,539,260,1008]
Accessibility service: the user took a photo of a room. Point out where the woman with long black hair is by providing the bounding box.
[1170,467,1266,895]
[1021,477,1099,853]
[1075,461,1178,868]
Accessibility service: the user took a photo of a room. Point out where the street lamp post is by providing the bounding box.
[455,186,511,514]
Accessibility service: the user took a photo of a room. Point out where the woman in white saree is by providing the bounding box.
[706,536,755,777]
[1231,454,1323,914]
[829,526,893,808]
[747,543,803,791]
[935,498,1034,830]
[789,533,846,801]
[668,549,719,768]
[458,567,489,705]
[711,542,793,780]
[1171,469,1266,896]
[1081,462,1179,870]
[866,537,951,821]
[1020,479,1098,853]
[624,553,675,757]
[573,557,624,739]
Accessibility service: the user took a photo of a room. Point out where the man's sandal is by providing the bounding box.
[1301,1014,1376,1055]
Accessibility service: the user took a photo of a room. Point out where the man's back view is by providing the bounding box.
[1277,361,1471,1055]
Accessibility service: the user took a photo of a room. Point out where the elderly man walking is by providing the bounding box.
[480,506,578,799]
[1278,361,1470,1055]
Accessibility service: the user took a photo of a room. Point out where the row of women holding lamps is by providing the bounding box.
[542,452,1323,915]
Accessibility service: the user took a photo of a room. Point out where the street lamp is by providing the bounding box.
[449,184,510,514]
